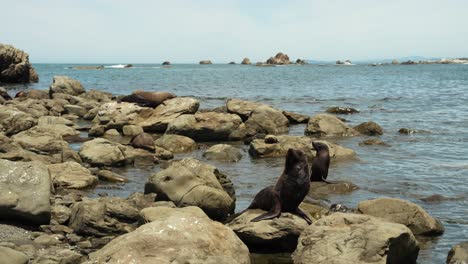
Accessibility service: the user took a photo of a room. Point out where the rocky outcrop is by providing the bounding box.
[226,98,265,121]
[154,134,197,153]
[305,113,360,137]
[447,242,468,264]
[227,209,310,252]
[11,125,76,155]
[326,106,359,115]
[245,105,289,135]
[162,61,170,65]
[358,197,444,236]
[199,60,213,64]
[266,52,291,65]
[241,58,251,65]
[49,76,85,96]
[166,112,243,141]
[249,135,356,160]
[296,59,307,65]
[145,158,235,220]
[354,121,384,135]
[0,44,38,83]
[87,206,250,264]
[282,111,309,124]
[0,159,51,225]
[203,144,242,162]
[48,161,98,189]
[292,213,420,264]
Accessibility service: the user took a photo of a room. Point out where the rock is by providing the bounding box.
[68,193,157,237]
[166,112,243,141]
[11,125,76,154]
[120,90,176,108]
[227,209,310,252]
[392,59,400,65]
[64,104,87,117]
[245,105,289,135]
[79,138,126,167]
[305,113,360,137]
[154,134,197,153]
[296,59,307,65]
[88,206,250,264]
[0,44,38,83]
[354,121,384,135]
[228,61,236,64]
[308,181,359,196]
[292,213,420,264]
[48,161,99,189]
[162,61,170,65]
[154,146,174,160]
[447,242,468,264]
[282,111,309,124]
[326,107,360,115]
[0,246,29,264]
[23,89,49,99]
[401,60,417,65]
[266,52,291,65]
[34,233,63,246]
[104,128,120,137]
[398,128,430,134]
[97,170,129,183]
[226,98,265,121]
[249,135,356,160]
[73,65,104,70]
[0,159,51,225]
[203,144,242,162]
[92,101,150,131]
[359,139,390,147]
[37,116,75,127]
[145,158,235,220]
[130,132,155,151]
[264,135,278,144]
[51,205,72,225]
[336,60,353,65]
[357,197,444,236]
[80,89,113,102]
[49,76,85,96]
[138,97,199,132]
[199,60,213,64]
[122,125,143,136]
[241,58,251,65]
[0,87,12,100]
[0,105,37,135]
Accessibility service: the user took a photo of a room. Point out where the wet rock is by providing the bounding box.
[245,105,289,135]
[305,113,360,137]
[48,161,98,189]
[68,193,157,237]
[97,170,129,183]
[203,144,242,162]
[228,61,236,65]
[49,76,85,96]
[122,125,143,136]
[0,246,29,264]
[226,98,265,121]
[296,59,307,65]
[298,202,329,220]
[0,44,38,83]
[162,61,170,65]
[154,134,197,153]
[227,209,310,252]
[88,206,250,264]
[354,121,384,135]
[282,111,309,124]
[292,213,420,264]
[199,60,213,64]
[249,135,356,160]
[266,52,291,65]
[154,146,174,160]
[358,197,444,236]
[359,138,390,146]
[166,112,243,141]
[0,105,37,135]
[309,181,359,196]
[399,128,430,134]
[447,242,468,264]
[0,159,51,225]
[79,138,126,167]
[138,97,199,132]
[326,106,360,115]
[241,58,251,65]
[121,145,158,166]
[51,205,72,225]
[145,158,235,221]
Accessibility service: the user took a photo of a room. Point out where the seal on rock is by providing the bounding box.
[131,132,155,151]
[119,90,176,108]
[245,148,312,224]
[310,141,334,183]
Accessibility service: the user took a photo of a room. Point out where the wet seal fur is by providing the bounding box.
[119,90,176,108]
[310,141,334,183]
[244,148,312,224]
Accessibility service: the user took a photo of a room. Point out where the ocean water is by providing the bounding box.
[6,63,468,263]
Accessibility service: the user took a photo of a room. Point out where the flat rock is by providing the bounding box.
[154,134,197,153]
[203,144,242,162]
[226,98,265,121]
[79,138,126,167]
[48,161,98,189]
[305,113,360,137]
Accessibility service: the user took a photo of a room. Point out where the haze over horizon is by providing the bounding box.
[3,0,468,63]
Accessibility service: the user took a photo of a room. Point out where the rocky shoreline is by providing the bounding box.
[0,76,466,264]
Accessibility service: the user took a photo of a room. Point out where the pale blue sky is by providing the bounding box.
[2,0,467,63]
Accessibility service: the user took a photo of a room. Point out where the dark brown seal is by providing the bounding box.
[310,141,334,183]
[119,90,176,108]
[131,132,155,151]
[245,148,312,224]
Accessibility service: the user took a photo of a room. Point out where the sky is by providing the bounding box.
[2,0,468,63]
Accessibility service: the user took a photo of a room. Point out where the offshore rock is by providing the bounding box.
[0,44,38,83]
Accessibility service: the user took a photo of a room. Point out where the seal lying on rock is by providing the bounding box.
[310,141,334,183]
[119,90,176,108]
[245,148,312,224]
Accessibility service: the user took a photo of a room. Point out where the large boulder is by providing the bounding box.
[354,121,384,136]
[154,134,197,153]
[0,105,37,135]
[292,213,420,264]
[0,246,29,264]
[226,98,265,121]
[11,125,75,154]
[0,44,38,83]
[357,197,444,236]
[145,158,235,220]
[245,105,289,135]
[87,206,250,264]
[227,209,310,252]
[91,101,149,130]
[241,58,251,65]
[49,76,85,96]
[68,193,157,237]
[79,138,126,166]
[249,135,356,160]
[166,112,243,141]
[266,52,291,65]
[305,113,360,137]
[79,89,113,103]
[138,97,199,132]
[199,60,213,64]
[203,144,242,162]
[0,159,51,225]
[447,242,468,264]
[48,161,98,189]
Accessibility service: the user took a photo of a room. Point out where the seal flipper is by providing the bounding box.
[293,208,313,225]
[250,191,281,222]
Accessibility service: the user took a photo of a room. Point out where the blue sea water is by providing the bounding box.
[6,63,468,263]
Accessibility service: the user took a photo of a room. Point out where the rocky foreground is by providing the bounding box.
[0,77,463,264]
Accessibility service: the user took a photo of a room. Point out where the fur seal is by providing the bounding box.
[245,148,312,224]
[131,132,155,151]
[119,90,176,108]
[310,141,335,183]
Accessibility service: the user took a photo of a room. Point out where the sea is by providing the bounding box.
[4,63,468,263]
